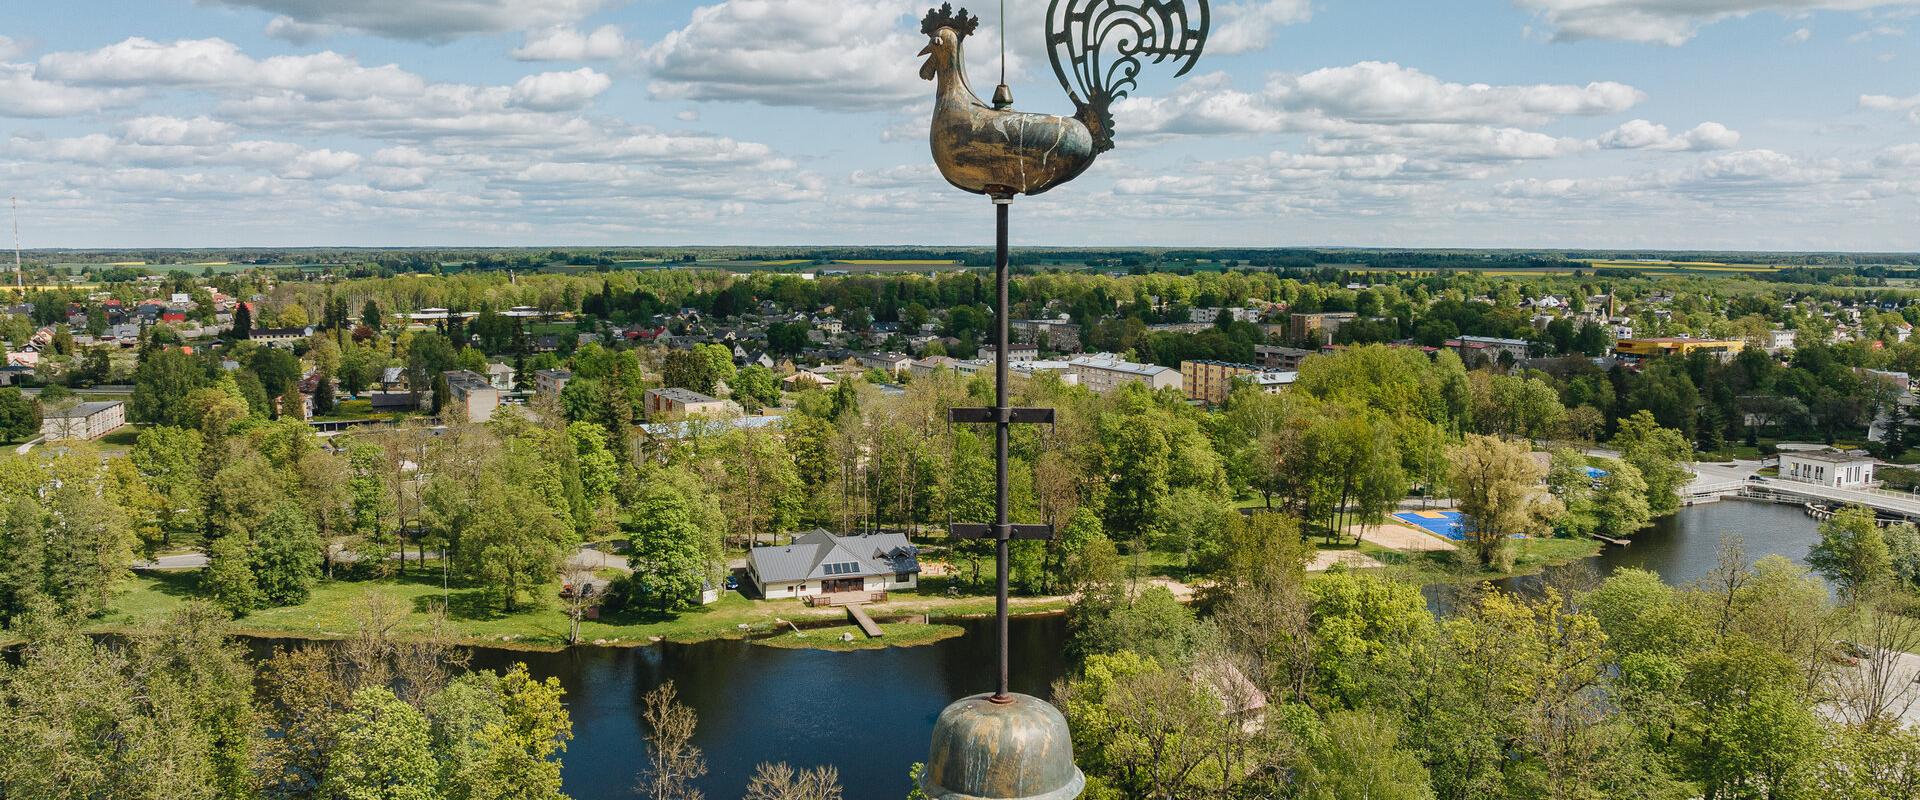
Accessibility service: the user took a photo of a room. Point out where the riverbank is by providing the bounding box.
[89,514,1610,652]
[94,569,1072,652]
[1348,535,1605,586]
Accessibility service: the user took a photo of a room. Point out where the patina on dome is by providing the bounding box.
[921,693,1084,800]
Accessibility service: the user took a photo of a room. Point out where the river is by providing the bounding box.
[251,499,1822,799]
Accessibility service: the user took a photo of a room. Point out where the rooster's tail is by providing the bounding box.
[1047,0,1210,154]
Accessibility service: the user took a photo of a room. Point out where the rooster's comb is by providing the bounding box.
[921,3,979,39]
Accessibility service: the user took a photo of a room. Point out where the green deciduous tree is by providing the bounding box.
[0,388,40,442]
[1809,505,1895,600]
[1613,409,1693,517]
[1448,434,1561,569]
[323,687,440,800]
[627,468,722,610]
[253,502,321,606]
[1295,709,1435,800]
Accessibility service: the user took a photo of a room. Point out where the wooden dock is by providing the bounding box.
[845,604,883,638]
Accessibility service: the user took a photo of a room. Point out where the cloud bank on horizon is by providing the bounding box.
[0,0,1916,250]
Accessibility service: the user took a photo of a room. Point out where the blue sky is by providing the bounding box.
[1,0,1917,250]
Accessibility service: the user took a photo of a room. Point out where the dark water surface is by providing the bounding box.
[247,500,1819,799]
[464,614,1066,799]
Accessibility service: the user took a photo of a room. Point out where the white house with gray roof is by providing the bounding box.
[746,529,920,599]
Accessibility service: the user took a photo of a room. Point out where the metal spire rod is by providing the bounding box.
[10,196,19,290]
[992,195,1011,700]
[943,195,1056,702]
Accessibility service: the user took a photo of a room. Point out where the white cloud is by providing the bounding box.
[0,35,28,61]
[1514,1,1920,46]
[1862,91,1920,122]
[262,15,339,44]
[120,115,235,146]
[1598,119,1742,151]
[0,63,138,118]
[642,0,926,111]
[1270,61,1644,126]
[39,38,427,99]
[1787,27,1814,43]
[508,68,612,111]
[1848,24,1907,42]
[278,149,361,179]
[512,25,632,61]
[197,0,620,42]
[1208,1,1314,54]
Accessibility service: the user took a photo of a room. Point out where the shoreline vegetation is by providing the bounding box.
[90,532,1603,652]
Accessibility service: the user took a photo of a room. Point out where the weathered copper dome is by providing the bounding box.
[922,693,1084,800]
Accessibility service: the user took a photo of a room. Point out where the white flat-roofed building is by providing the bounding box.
[1068,354,1181,394]
[1778,449,1876,488]
[1249,371,1299,393]
[40,400,126,441]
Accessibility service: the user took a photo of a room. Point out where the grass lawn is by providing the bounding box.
[1350,536,1602,586]
[98,427,140,448]
[752,623,966,651]
[98,568,1066,651]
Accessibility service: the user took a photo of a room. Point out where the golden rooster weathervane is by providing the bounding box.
[919,0,1209,197]
[919,2,1211,799]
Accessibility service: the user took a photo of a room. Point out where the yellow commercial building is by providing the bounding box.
[1613,337,1747,359]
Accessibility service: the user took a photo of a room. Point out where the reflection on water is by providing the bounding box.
[239,501,1820,799]
[457,615,1066,800]
[1428,498,1822,613]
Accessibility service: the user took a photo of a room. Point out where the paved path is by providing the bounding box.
[133,552,210,570]
[134,545,625,575]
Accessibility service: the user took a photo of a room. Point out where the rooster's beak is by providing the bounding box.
[917,42,935,57]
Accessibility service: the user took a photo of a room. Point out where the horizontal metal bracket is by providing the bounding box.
[948,407,1055,425]
[947,523,1056,541]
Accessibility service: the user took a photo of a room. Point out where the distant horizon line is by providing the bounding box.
[10,245,1920,257]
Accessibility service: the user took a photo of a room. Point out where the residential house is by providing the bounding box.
[746,529,920,599]
[485,362,517,392]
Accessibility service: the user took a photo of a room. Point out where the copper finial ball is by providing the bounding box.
[922,693,1085,800]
